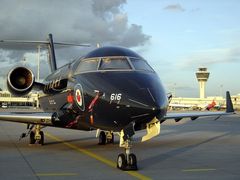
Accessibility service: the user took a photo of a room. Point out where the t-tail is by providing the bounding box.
[48,34,57,72]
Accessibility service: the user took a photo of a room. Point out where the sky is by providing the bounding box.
[0,0,239,97]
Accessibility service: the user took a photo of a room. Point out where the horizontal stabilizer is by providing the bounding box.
[0,33,91,73]
[0,40,90,47]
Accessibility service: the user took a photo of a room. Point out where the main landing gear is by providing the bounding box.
[20,124,44,145]
[29,124,44,145]
[97,130,114,145]
[117,130,138,171]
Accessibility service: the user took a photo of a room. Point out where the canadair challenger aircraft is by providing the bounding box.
[0,34,235,170]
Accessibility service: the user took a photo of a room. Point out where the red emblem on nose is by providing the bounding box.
[77,91,81,102]
[74,84,85,111]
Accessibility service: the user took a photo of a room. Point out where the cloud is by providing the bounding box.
[166,83,195,91]
[118,24,151,47]
[178,47,240,69]
[165,83,197,97]
[163,4,185,12]
[0,49,26,64]
[0,0,150,47]
[92,0,126,17]
[0,0,151,82]
[190,8,200,12]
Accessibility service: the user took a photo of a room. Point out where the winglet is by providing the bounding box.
[226,91,234,113]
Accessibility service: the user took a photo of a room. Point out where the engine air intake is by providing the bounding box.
[7,67,35,96]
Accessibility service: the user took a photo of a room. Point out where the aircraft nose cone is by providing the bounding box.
[152,106,166,120]
[114,72,169,122]
[128,87,168,122]
[147,88,168,119]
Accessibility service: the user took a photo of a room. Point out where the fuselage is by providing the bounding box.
[39,46,168,132]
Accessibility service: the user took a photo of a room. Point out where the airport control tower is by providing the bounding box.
[196,68,210,99]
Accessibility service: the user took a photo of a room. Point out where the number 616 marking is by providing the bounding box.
[110,93,122,104]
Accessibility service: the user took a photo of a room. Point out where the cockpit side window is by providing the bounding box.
[130,58,154,72]
[99,57,131,70]
[75,58,99,74]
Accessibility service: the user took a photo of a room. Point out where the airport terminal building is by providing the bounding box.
[170,94,240,111]
[0,90,39,108]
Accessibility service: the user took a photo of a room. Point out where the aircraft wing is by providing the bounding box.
[163,111,234,123]
[0,112,55,126]
[162,91,235,123]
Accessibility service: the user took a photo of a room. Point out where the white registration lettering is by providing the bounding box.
[110,93,122,103]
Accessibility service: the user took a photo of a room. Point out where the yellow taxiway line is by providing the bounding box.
[45,132,152,180]
[36,173,78,176]
[182,168,216,172]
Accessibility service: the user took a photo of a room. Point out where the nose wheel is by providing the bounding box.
[117,135,138,171]
[98,128,138,171]
[117,151,138,170]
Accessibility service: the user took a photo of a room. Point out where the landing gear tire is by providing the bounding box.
[29,127,44,145]
[117,153,138,171]
[98,131,106,145]
[29,131,36,144]
[38,131,44,145]
[129,153,138,169]
[117,129,138,171]
[117,153,127,170]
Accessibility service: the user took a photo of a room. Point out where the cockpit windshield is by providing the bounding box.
[75,58,99,74]
[99,57,131,70]
[130,58,154,72]
[74,56,154,74]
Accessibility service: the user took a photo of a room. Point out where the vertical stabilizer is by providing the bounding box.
[48,34,57,72]
[226,91,234,113]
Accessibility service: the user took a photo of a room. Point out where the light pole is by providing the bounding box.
[35,45,41,108]
[173,83,176,97]
[37,45,41,81]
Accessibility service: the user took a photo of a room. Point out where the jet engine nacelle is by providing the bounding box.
[7,66,35,96]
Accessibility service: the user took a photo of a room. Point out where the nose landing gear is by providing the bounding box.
[117,139,138,170]
[96,126,138,171]
[117,129,138,171]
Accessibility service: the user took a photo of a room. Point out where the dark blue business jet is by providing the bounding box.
[0,34,235,170]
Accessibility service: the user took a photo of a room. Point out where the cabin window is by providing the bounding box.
[75,58,99,73]
[99,57,131,70]
[130,58,154,72]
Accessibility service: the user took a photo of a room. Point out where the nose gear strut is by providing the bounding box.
[117,123,138,170]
